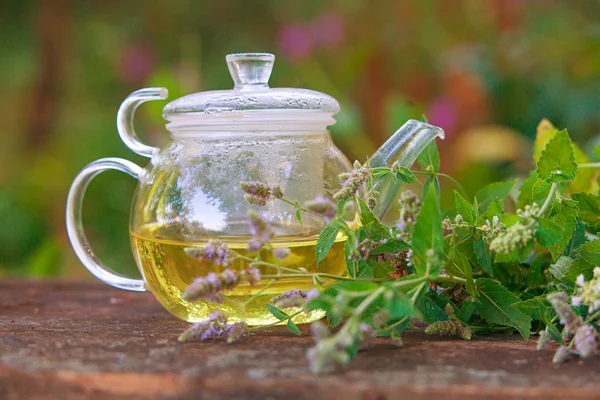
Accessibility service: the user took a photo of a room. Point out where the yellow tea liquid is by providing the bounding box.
[131,225,347,325]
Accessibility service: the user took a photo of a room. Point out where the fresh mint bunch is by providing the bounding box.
[178,119,600,373]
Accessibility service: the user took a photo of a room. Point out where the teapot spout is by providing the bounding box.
[369,119,445,219]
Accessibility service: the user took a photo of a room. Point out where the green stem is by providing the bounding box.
[375,316,409,335]
[412,171,469,199]
[435,275,468,284]
[391,276,428,289]
[537,182,559,218]
[578,163,600,169]
[280,197,322,218]
[262,273,355,281]
[354,286,386,315]
[240,280,276,307]
[249,310,303,331]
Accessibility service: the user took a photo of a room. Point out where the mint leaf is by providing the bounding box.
[394,167,419,184]
[417,140,440,173]
[287,319,301,336]
[475,178,518,211]
[454,190,474,225]
[370,238,410,255]
[571,192,600,229]
[511,297,553,323]
[474,238,493,276]
[577,239,600,265]
[448,248,475,295]
[525,254,545,288]
[417,295,448,324]
[486,198,503,221]
[536,129,577,183]
[547,199,578,259]
[549,256,573,281]
[315,225,340,264]
[295,209,303,225]
[456,301,476,323]
[532,179,551,196]
[422,175,440,199]
[535,218,564,247]
[475,278,532,339]
[266,304,289,320]
[563,257,596,284]
[412,188,443,277]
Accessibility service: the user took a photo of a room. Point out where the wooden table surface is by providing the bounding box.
[0,280,599,400]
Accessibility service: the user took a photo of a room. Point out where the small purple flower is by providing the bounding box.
[272,185,284,199]
[310,321,330,342]
[573,325,598,358]
[178,311,248,343]
[184,240,230,266]
[274,247,291,260]
[333,166,371,201]
[547,292,583,334]
[305,196,338,222]
[242,266,261,286]
[247,211,273,251]
[182,270,238,303]
[241,181,272,207]
[396,190,421,238]
[306,288,320,302]
[225,321,248,343]
[552,345,572,364]
[271,289,308,309]
[358,323,374,348]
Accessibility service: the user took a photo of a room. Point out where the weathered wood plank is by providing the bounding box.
[0,280,598,400]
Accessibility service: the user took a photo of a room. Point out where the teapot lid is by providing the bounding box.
[162,53,340,130]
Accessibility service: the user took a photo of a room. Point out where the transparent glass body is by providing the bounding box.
[65,53,444,325]
[130,130,351,323]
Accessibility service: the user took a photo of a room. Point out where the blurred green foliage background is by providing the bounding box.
[1,0,599,279]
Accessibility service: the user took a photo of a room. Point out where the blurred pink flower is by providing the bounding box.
[118,44,155,85]
[310,12,345,48]
[427,96,457,135]
[277,23,312,60]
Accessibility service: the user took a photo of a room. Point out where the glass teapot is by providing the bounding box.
[66,53,444,325]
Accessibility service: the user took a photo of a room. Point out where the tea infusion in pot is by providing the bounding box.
[66,53,444,325]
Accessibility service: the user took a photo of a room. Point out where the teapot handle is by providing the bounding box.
[117,87,168,157]
[66,158,146,291]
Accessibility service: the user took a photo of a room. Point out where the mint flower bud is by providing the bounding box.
[359,323,375,348]
[274,247,291,259]
[305,196,338,222]
[547,292,583,334]
[573,325,598,358]
[240,181,272,207]
[552,346,572,364]
[489,222,534,254]
[306,288,320,302]
[247,210,273,251]
[333,163,371,201]
[537,330,550,350]
[178,311,247,343]
[182,269,238,303]
[241,266,261,286]
[348,238,387,261]
[425,320,472,340]
[571,269,600,313]
[184,239,230,266]
[396,190,421,239]
[272,185,284,199]
[271,289,308,309]
[367,196,377,210]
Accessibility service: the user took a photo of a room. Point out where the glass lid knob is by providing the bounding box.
[226,53,274,90]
